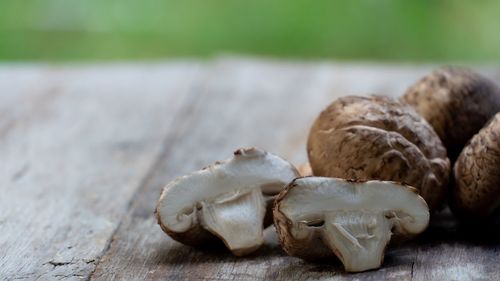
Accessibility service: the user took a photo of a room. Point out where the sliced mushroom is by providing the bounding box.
[156,147,299,256]
[274,177,430,272]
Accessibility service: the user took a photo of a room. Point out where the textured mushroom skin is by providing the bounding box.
[453,113,500,219]
[307,96,450,209]
[402,67,500,161]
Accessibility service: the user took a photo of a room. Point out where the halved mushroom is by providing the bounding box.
[156,147,299,256]
[274,177,430,272]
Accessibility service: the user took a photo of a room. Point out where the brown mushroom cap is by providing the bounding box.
[402,67,500,161]
[452,113,500,219]
[307,95,450,210]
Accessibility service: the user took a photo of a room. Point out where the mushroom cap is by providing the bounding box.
[156,147,299,255]
[452,113,500,219]
[307,95,450,210]
[273,177,429,272]
[402,67,500,161]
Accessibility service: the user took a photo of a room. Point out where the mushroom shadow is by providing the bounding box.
[415,207,500,246]
[152,208,499,271]
[154,227,289,266]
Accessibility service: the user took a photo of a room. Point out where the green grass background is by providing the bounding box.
[1,0,500,62]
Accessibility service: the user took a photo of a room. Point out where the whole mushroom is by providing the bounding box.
[452,113,500,220]
[307,95,450,210]
[402,67,500,161]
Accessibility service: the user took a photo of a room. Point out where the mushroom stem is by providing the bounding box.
[199,188,266,256]
[322,211,392,272]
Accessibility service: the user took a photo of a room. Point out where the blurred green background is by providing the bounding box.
[1,0,500,62]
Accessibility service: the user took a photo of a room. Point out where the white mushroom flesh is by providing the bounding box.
[156,147,299,255]
[275,177,429,272]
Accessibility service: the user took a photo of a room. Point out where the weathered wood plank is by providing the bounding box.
[0,66,66,138]
[87,58,499,281]
[0,63,203,280]
[3,59,499,281]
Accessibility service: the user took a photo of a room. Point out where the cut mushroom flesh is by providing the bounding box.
[156,147,299,256]
[274,177,429,272]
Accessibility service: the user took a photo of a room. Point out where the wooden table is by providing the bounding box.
[1,58,499,281]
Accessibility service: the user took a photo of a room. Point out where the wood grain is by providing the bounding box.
[90,58,499,281]
[2,59,499,281]
[0,63,203,280]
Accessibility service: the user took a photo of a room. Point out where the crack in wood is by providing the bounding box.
[47,261,74,267]
[410,261,415,281]
[410,243,419,281]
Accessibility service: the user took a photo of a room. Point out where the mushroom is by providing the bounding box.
[307,95,450,210]
[155,147,299,256]
[452,113,500,220]
[273,177,430,272]
[297,162,313,177]
[402,67,500,161]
